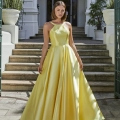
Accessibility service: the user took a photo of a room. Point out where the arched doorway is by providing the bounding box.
[47,0,77,26]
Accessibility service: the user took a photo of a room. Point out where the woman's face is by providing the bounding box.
[55,5,65,19]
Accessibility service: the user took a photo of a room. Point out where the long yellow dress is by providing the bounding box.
[20,22,105,120]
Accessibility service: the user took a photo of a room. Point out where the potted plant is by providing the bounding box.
[87,0,106,40]
[103,0,114,25]
[2,0,23,25]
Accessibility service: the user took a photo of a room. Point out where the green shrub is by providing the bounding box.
[3,0,23,11]
[107,0,114,9]
[87,0,106,30]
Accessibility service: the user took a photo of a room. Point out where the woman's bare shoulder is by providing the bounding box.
[43,22,52,29]
[64,21,72,30]
[65,21,71,26]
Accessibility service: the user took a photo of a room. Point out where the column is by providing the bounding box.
[77,0,86,27]
[19,0,39,39]
[85,0,91,35]
[39,0,47,27]
[87,0,91,9]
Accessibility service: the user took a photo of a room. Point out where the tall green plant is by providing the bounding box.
[87,0,106,30]
[107,0,114,9]
[3,0,23,10]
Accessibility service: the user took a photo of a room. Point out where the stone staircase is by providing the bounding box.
[1,27,115,92]
[30,27,93,40]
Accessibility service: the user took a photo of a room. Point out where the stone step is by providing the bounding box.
[38,29,85,34]
[38,30,85,33]
[29,36,92,40]
[39,27,85,31]
[38,30,86,33]
[12,49,109,56]
[9,55,112,63]
[36,33,87,36]
[37,31,86,35]
[2,80,35,91]
[88,81,114,92]
[1,80,114,92]
[84,64,114,72]
[15,43,106,50]
[5,63,114,72]
[2,71,114,81]
[19,39,103,44]
[85,72,114,81]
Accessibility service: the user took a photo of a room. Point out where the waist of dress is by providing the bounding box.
[51,43,69,47]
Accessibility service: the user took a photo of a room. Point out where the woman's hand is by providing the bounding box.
[79,61,83,71]
[38,64,43,74]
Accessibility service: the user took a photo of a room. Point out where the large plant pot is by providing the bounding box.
[103,9,114,25]
[94,30,104,40]
[2,9,20,25]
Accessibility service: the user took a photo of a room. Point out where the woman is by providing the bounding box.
[20,1,105,120]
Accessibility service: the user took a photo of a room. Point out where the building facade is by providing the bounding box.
[19,0,96,39]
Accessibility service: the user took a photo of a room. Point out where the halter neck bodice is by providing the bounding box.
[49,21,70,46]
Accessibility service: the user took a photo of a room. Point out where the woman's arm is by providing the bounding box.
[39,23,49,66]
[67,22,83,70]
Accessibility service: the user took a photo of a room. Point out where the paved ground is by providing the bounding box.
[0,92,120,120]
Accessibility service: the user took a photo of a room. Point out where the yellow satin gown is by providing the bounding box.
[20,22,105,120]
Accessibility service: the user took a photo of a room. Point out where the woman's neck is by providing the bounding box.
[52,19,63,24]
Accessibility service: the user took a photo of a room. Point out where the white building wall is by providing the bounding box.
[2,31,15,72]
[19,0,39,39]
